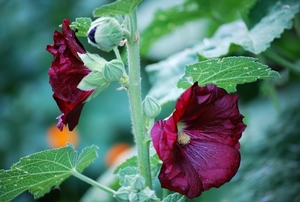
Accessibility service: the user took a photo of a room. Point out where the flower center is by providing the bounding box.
[177,130,191,145]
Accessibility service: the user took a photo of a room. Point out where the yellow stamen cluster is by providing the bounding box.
[177,130,191,145]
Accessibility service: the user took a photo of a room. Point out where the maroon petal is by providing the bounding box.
[46,19,94,131]
[182,140,240,190]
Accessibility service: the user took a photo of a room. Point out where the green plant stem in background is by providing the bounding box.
[263,50,300,74]
[126,10,152,189]
[71,169,116,195]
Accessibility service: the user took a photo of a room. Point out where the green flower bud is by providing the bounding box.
[142,95,161,118]
[87,17,123,52]
[123,175,135,187]
[138,187,158,202]
[103,59,124,81]
[114,186,130,202]
[128,192,139,202]
[131,174,145,191]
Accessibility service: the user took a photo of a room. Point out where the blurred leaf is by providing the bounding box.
[0,145,98,201]
[93,0,143,17]
[146,50,197,104]
[70,17,92,37]
[141,0,255,55]
[113,156,138,175]
[177,57,280,92]
[240,0,300,54]
[196,0,300,57]
[162,193,185,202]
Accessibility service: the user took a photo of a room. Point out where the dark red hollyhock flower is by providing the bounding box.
[46,19,94,131]
[151,83,246,199]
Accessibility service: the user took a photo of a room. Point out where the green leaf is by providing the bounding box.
[196,0,300,57]
[162,193,185,202]
[70,17,92,37]
[93,0,143,17]
[177,57,280,92]
[240,0,300,54]
[0,145,98,201]
[113,156,138,175]
[146,50,197,104]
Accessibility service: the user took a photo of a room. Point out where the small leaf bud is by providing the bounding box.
[103,59,124,81]
[131,174,145,191]
[123,174,135,187]
[138,187,158,202]
[87,17,123,52]
[114,186,131,202]
[128,192,139,202]
[142,95,161,118]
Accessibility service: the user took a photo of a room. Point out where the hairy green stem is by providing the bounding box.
[113,47,122,61]
[71,168,116,195]
[263,50,300,74]
[126,10,152,188]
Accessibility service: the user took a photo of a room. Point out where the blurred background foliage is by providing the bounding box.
[0,0,299,201]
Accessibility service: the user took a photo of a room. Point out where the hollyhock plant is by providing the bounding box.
[46,19,94,131]
[151,82,246,199]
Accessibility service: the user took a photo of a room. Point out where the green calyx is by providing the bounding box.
[77,52,111,97]
[103,59,125,81]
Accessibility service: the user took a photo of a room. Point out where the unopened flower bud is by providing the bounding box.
[87,17,123,52]
[128,192,139,202]
[138,187,158,202]
[123,175,135,187]
[103,59,124,81]
[142,95,161,118]
[114,186,130,202]
[131,174,145,191]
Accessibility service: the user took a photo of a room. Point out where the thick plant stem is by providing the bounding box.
[126,10,152,189]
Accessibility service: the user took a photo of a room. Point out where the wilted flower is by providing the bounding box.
[151,83,246,199]
[46,19,94,131]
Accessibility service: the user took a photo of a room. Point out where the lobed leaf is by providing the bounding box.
[93,0,143,17]
[113,156,138,175]
[0,145,98,201]
[70,17,92,37]
[177,57,280,92]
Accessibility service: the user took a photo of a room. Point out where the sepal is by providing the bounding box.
[78,52,106,71]
[103,59,124,81]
